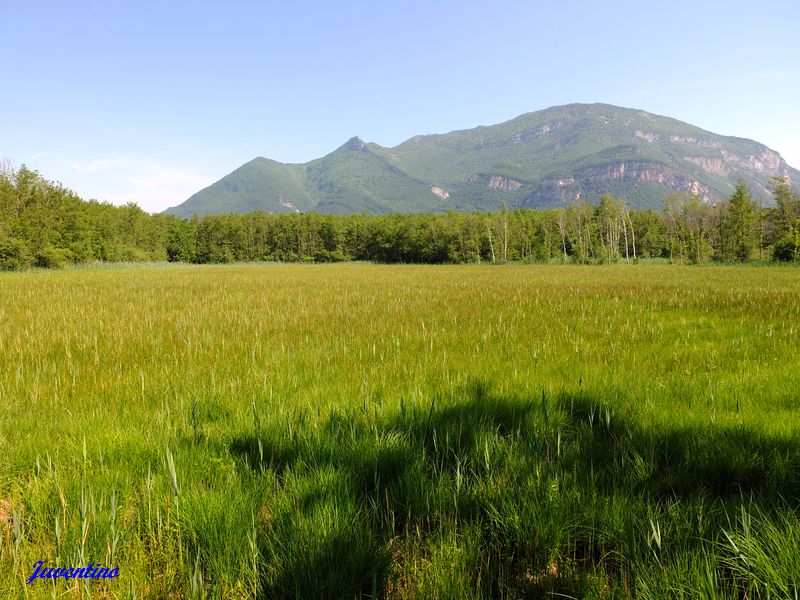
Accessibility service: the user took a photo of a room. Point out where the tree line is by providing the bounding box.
[1,164,798,271]
[0,165,176,269]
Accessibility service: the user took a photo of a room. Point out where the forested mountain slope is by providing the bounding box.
[166,104,799,217]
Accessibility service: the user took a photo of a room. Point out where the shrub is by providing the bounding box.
[0,234,32,270]
[773,236,797,262]
[34,245,73,268]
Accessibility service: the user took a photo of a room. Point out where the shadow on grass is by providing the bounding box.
[226,384,800,598]
[230,379,535,484]
[561,395,800,500]
[229,380,536,598]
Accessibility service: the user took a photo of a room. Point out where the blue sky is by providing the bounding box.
[2,0,799,212]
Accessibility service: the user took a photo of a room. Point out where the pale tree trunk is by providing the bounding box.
[501,204,509,262]
[558,212,568,262]
[622,214,630,263]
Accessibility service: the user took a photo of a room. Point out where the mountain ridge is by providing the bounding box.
[165,104,799,217]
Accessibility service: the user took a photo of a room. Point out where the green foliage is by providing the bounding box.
[663,193,714,264]
[0,230,31,270]
[769,176,800,262]
[770,175,800,234]
[1,162,799,272]
[33,245,71,268]
[0,165,181,270]
[773,235,799,262]
[723,181,757,262]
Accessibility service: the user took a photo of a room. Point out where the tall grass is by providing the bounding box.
[0,263,798,598]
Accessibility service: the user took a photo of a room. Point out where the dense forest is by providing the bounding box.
[1,163,798,270]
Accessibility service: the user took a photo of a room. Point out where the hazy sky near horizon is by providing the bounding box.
[2,0,799,213]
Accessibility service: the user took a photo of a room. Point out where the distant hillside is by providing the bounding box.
[165,104,800,216]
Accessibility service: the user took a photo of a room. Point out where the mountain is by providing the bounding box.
[165,104,799,217]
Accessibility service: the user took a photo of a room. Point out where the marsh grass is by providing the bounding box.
[0,263,799,598]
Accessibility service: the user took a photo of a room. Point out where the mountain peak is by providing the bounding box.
[342,136,368,152]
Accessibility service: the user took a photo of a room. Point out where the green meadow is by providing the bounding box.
[1,263,799,598]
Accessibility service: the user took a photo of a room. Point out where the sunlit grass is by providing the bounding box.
[1,263,798,598]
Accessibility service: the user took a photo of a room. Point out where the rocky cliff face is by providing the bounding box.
[725,148,785,176]
[636,130,792,182]
[589,161,714,200]
[524,162,717,207]
[526,177,581,205]
[430,186,449,199]
[470,174,526,191]
[683,157,730,177]
[678,145,792,198]
[278,197,300,212]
